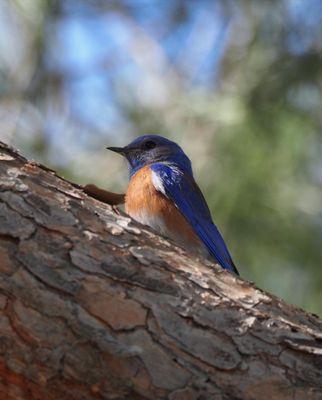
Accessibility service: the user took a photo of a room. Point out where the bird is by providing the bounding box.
[107,134,239,275]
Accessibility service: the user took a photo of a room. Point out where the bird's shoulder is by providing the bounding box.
[127,163,184,195]
[150,162,212,219]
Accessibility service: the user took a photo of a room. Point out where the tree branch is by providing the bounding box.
[0,141,321,400]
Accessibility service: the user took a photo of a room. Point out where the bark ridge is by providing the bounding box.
[0,141,321,400]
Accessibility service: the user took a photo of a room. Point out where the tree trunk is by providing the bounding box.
[0,140,321,400]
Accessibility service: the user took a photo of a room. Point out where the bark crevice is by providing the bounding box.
[0,140,321,400]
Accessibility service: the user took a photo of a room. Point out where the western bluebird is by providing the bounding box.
[108,134,239,274]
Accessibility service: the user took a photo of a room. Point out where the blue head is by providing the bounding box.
[107,134,193,177]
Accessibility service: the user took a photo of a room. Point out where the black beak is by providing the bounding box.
[106,146,126,155]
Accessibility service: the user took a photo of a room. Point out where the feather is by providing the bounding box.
[150,163,239,274]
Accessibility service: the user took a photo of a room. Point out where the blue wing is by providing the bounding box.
[150,163,239,274]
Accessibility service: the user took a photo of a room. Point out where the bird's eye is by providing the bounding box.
[143,140,156,150]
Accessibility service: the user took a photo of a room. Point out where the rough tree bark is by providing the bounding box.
[0,140,321,400]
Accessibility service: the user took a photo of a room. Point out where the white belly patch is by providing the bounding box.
[130,209,209,258]
[130,209,169,236]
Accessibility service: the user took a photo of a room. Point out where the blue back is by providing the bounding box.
[151,163,239,274]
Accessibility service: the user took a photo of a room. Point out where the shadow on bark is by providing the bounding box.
[0,141,321,400]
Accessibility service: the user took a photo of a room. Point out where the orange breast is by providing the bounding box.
[125,166,204,252]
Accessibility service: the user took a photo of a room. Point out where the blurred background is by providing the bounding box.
[0,0,321,315]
